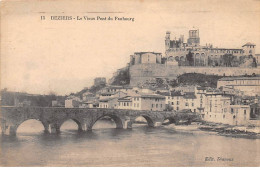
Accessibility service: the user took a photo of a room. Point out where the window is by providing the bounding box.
[231,108,234,114]
[244,110,247,115]
[127,103,129,106]
[134,103,136,107]
[119,102,120,106]
[172,102,174,105]
[192,103,194,106]
[223,115,225,119]
[185,103,189,106]
[156,104,158,108]
[161,104,163,108]
[152,104,154,108]
[177,107,179,110]
[177,101,179,105]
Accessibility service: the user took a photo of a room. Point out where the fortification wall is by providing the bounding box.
[129,64,260,86]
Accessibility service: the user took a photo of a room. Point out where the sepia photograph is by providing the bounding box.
[0,0,260,167]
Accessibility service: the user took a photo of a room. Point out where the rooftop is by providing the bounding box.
[183,92,197,99]
[139,93,165,99]
[134,52,162,55]
[219,76,260,81]
[170,91,183,96]
[242,42,256,47]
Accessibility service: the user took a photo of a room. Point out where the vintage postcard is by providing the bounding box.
[0,0,260,167]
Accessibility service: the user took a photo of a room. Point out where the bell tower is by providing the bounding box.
[187,29,200,46]
[165,31,171,51]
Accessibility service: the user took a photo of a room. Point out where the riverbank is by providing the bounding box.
[196,122,260,139]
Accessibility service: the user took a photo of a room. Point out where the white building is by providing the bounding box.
[65,99,80,108]
[165,91,197,112]
[217,77,260,96]
[117,93,166,111]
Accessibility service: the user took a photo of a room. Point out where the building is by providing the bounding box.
[171,85,196,93]
[117,93,166,111]
[165,91,183,111]
[52,100,64,107]
[165,29,257,67]
[132,93,166,111]
[79,101,98,108]
[165,91,197,112]
[94,77,106,86]
[65,99,80,108]
[99,91,127,100]
[99,98,118,109]
[217,76,260,96]
[130,52,163,65]
[194,86,207,114]
[201,88,260,126]
[182,92,197,112]
[203,89,232,123]
[118,96,133,110]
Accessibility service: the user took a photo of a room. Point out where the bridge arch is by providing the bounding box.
[56,118,83,133]
[15,119,48,134]
[11,118,49,135]
[132,115,155,127]
[88,114,124,131]
[162,117,179,125]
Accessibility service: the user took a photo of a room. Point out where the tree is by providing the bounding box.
[186,51,194,66]
[252,57,257,67]
[221,54,236,67]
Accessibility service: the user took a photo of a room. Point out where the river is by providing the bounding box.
[0,119,259,166]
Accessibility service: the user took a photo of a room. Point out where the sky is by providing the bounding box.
[1,0,260,95]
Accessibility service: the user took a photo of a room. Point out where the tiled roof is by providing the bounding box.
[118,96,132,102]
[100,92,115,95]
[140,93,165,99]
[183,92,196,99]
[157,91,171,96]
[197,86,206,90]
[170,91,183,96]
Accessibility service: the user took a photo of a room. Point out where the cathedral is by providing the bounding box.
[129,29,257,68]
[165,29,256,67]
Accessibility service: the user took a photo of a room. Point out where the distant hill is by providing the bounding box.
[0,90,65,107]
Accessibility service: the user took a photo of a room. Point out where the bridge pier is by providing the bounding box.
[1,125,17,136]
[123,120,132,129]
[153,122,162,127]
[49,124,60,134]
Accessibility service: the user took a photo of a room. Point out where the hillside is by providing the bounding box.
[109,67,130,86]
[110,67,224,88]
[175,73,224,88]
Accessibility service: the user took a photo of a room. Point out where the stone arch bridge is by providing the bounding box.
[0,107,199,136]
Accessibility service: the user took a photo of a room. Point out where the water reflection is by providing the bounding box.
[0,120,259,166]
